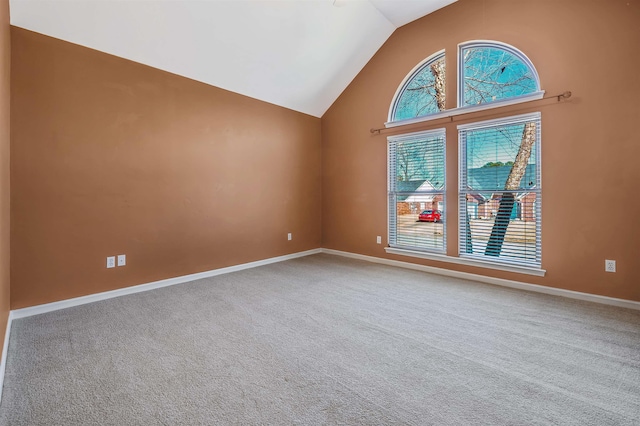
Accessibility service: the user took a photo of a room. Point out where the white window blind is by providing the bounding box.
[458,113,541,267]
[388,129,446,253]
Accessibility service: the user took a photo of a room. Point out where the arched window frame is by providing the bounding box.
[386,41,544,129]
[387,49,445,125]
[457,40,543,109]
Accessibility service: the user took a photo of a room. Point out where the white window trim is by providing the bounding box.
[457,40,542,109]
[384,247,546,277]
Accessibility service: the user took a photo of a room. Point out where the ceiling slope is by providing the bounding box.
[10,0,456,117]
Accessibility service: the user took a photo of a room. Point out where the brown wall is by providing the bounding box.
[0,0,9,352]
[322,0,640,301]
[11,28,322,309]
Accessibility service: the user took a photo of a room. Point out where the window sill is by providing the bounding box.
[385,91,545,129]
[384,247,546,277]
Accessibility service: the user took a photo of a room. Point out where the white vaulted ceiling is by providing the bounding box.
[10,0,456,117]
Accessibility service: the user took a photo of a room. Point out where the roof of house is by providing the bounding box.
[468,164,537,192]
[396,179,443,202]
[396,180,426,201]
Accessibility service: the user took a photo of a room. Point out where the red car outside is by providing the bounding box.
[418,210,442,222]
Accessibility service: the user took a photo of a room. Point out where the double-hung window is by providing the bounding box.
[388,130,446,253]
[458,113,541,267]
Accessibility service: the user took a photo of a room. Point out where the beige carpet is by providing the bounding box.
[1,254,639,425]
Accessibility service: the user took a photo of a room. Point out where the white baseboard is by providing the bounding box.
[321,248,640,311]
[0,311,13,405]
[11,248,322,320]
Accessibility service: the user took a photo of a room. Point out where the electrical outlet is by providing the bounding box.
[106,256,116,269]
[605,259,616,273]
[117,254,126,267]
[288,233,292,241]
[376,236,382,244]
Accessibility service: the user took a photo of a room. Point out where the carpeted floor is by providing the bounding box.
[1,254,639,425]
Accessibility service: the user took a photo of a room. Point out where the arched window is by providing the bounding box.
[389,51,445,122]
[459,41,540,107]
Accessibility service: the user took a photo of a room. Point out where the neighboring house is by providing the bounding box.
[466,164,537,222]
[396,180,444,215]
[397,164,536,221]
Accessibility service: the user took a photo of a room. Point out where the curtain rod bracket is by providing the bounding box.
[558,91,572,101]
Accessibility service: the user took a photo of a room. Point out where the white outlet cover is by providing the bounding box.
[605,259,616,273]
[106,256,115,268]
[376,236,382,244]
[288,233,292,241]
[117,254,126,266]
